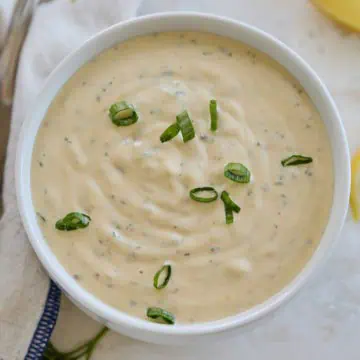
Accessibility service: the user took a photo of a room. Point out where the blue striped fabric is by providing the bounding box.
[24,280,61,360]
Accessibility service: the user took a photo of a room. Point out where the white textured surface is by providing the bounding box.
[1,0,360,359]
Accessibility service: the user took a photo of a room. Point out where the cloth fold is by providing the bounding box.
[0,0,141,358]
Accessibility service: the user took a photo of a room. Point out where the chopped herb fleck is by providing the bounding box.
[161,70,174,77]
[36,212,46,222]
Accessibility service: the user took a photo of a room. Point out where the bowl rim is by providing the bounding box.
[16,11,350,337]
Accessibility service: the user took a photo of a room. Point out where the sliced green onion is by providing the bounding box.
[176,110,195,143]
[153,264,172,289]
[55,212,91,231]
[109,101,138,126]
[209,99,218,132]
[281,154,313,167]
[160,123,180,143]
[224,163,251,183]
[221,191,240,225]
[224,205,234,224]
[221,191,240,213]
[146,307,175,325]
[189,187,218,203]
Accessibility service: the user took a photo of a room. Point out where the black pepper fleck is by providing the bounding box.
[261,183,270,192]
[274,181,284,186]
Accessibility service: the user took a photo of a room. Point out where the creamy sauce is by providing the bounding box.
[31,32,333,324]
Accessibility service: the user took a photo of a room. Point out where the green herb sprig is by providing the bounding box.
[43,327,108,360]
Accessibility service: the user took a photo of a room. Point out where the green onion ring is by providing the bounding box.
[209,99,218,132]
[146,307,175,325]
[153,264,172,289]
[224,162,251,183]
[189,187,218,203]
[160,123,180,143]
[221,191,241,224]
[176,110,195,143]
[108,101,138,126]
[55,212,91,231]
[281,154,313,167]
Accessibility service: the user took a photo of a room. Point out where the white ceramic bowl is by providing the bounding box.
[16,12,350,344]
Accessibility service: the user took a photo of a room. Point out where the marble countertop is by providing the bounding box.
[2,0,360,359]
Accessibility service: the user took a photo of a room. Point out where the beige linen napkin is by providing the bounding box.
[0,1,141,358]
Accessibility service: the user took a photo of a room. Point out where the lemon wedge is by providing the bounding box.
[312,0,360,32]
[350,150,360,221]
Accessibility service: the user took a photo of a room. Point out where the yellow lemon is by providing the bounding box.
[350,150,360,221]
[312,0,360,32]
